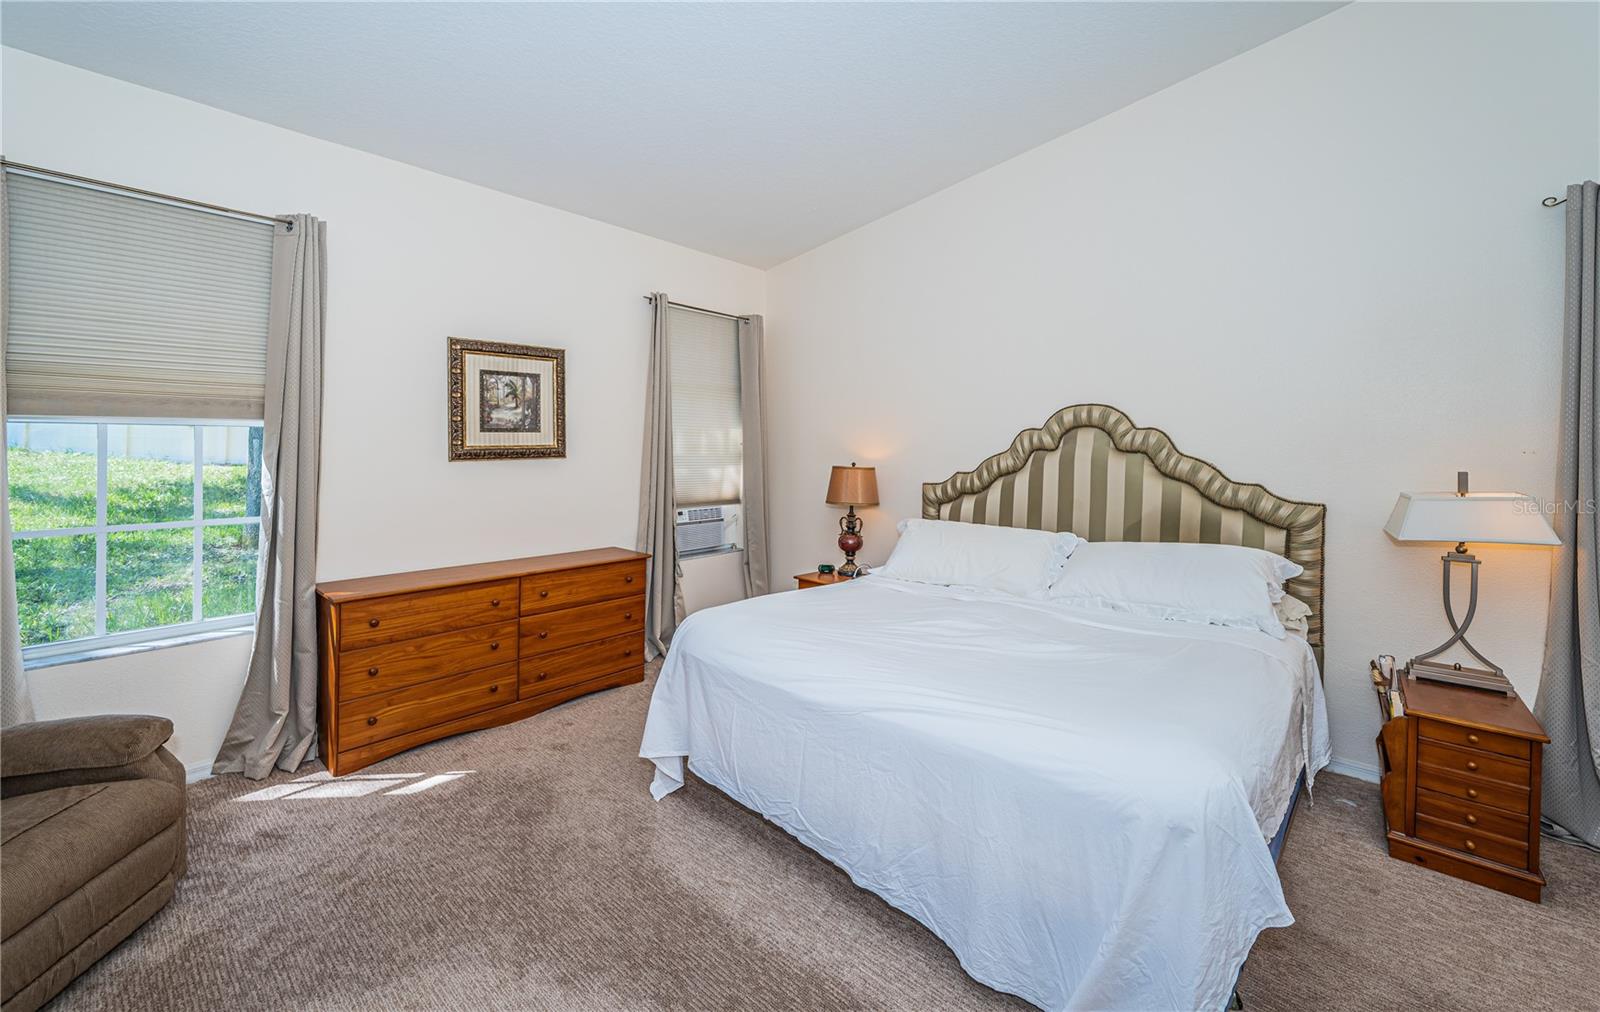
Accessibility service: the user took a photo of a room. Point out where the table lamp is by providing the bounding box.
[1383,471,1559,694]
[826,463,879,578]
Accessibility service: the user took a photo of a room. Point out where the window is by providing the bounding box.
[7,419,264,657]
[669,306,744,557]
[4,168,275,659]
[670,306,742,506]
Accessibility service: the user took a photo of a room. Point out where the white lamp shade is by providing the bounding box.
[1384,491,1559,546]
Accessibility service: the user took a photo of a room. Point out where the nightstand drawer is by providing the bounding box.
[1417,740,1529,786]
[1415,814,1529,869]
[1417,718,1531,760]
[1416,789,1529,841]
[1416,767,1529,815]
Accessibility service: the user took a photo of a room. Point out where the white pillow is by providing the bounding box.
[1045,541,1303,638]
[874,519,1082,597]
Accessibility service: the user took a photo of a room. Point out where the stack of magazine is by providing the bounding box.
[1370,655,1405,720]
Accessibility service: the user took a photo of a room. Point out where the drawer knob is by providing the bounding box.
[538,631,548,639]
[1464,839,1476,852]
[1467,788,1479,799]
[490,685,499,693]
[1467,733,1480,744]
[624,648,633,656]
[1466,760,1479,771]
[368,618,380,628]
[491,598,501,607]
[366,716,378,726]
[537,672,548,681]
[625,612,634,621]
[625,575,634,584]
[367,667,379,677]
[490,642,500,651]
[1466,814,1478,825]
[539,590,549,599]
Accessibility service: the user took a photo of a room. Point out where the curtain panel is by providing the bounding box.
[1536,180,1600,849]
[213,214,326,779]
[738,315,771,597]
[638,293,685,660]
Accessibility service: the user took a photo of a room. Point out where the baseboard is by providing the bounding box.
[184,760,213,784]
[1324,756,1381,783]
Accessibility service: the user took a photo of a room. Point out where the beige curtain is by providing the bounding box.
[214,215,325,778]
[0,180,35,728]
[738,315,771,596]
[1537,180,1600,849]
[638,293,684,660]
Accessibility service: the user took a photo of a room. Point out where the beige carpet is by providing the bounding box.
[55,664,1599,1012]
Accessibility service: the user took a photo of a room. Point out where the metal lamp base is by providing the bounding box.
[1407,545,1516,697]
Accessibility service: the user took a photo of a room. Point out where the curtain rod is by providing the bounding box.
[1543,195,1568,207]
[0,158,284,227]
[641,295,750,322]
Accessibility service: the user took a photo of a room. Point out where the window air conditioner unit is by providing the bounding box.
[675,505,737,556]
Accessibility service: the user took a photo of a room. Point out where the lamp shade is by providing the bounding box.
[826,464,879,507]
[1384,491,1559,546]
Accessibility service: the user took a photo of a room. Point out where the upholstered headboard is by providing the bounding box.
[922,403,1327,664]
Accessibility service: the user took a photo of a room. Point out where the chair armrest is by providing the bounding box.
[1,714,176,797]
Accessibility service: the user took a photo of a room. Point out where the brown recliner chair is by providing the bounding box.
[0,715,187,1011]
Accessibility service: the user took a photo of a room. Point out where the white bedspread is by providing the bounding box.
[640,577,1330,1012]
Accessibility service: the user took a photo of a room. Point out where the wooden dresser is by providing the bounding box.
[317,547,648,776]
[1375,672,1549,902]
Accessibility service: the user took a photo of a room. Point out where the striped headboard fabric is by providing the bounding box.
[922,404,1326,663]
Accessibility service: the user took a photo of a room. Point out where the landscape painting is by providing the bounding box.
[447,337,566,459]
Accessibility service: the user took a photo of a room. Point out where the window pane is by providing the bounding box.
[107,529,193,633]
[203,523,259,619]
[202,425,263,518]
[12,535,95,646]
[5,421,97,530]
[107,424,194,525]
[668,307,743,507]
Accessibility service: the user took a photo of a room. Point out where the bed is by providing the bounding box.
[640,403,1330,1011]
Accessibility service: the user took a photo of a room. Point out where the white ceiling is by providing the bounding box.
[0,2,1341,267]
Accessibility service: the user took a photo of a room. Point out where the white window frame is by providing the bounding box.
[9,415,262,662]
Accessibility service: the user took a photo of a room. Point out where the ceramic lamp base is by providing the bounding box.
[837,507,864,578]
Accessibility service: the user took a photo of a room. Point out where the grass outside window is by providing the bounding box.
[7,419,264,655]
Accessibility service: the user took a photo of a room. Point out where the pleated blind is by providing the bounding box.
[669,306,743,507]
[3,171,274,419]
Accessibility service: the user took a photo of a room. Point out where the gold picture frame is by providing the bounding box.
[447,337,566,460]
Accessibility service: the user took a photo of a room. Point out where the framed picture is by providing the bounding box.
[447,337,566,460]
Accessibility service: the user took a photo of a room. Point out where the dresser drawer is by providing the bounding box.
[1416,741,1529,787]
[520,633,642,699]
[521,560,645,615]
[1415,813,1529,869]
[339,621,516,701]
[1416,789,1529,842]
[520,596,645,655]
[338,663,516,750]
[340,580,518,649]
[1416,767,1530,815]
[1417,718,1531,761]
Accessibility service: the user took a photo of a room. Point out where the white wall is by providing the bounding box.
[3,48,764,770]
[764,3,1599,773]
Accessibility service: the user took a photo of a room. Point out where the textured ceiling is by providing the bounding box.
[0,2,1341,266]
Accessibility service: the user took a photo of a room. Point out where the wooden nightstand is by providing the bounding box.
[794,571,854,590]
[1375,669,1550,902]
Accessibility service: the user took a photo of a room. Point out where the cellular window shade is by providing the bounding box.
[669,307,743,507]
[4,172,274,419]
